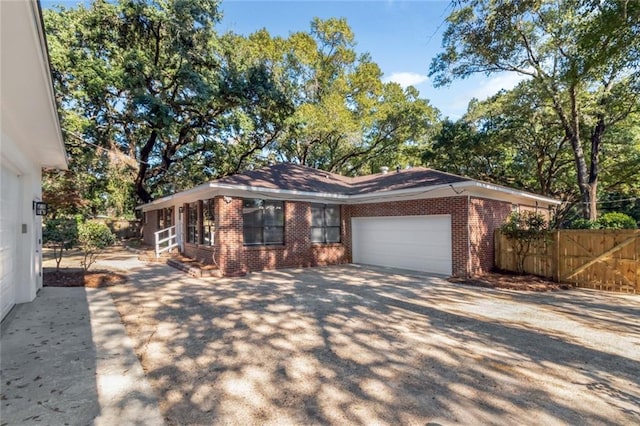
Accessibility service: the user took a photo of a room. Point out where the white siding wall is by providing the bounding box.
[1,133,44,320]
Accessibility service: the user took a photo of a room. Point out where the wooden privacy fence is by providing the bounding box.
[495,229,640,293]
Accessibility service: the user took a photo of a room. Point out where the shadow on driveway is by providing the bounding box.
[107,262,640,425]
[1,287,163,425]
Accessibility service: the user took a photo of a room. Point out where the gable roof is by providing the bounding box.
[140,163,561,210]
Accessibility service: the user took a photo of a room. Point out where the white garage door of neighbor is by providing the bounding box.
[352,215,452,275]
[1,166,19,320]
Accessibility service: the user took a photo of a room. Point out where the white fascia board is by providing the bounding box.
[138,179,561,211]
[461,181,562,205]
[138,183,348,211]
[32,0,67,170]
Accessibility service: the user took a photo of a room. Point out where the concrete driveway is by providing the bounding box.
[105,259,640,425]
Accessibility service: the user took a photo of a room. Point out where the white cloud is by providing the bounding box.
[441,72,530,118]
[467,73,528,101]
[384,72,429,89]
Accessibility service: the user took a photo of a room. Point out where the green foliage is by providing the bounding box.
[43,219,79,272]
[45,0,290,204]
[570,218,599,229]
[247,18,439,175]
[569,212,636,229]
[77,221,117,271]
[430,0,640,220]
[45,3,438,209]
[597,213,637,229]
[501,211,549,274]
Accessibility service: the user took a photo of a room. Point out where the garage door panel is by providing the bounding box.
[352,215,452,275]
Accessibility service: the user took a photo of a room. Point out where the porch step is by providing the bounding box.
[166,258,220,278]
[137,249,175,263]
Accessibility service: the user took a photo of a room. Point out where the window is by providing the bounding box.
[243,199,284,245]
[165,207,173,228]
[186,202,198,244]
[202,199,215,246]
[311,204,341,243]
[157,207,173,229]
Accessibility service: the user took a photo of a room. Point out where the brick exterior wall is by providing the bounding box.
[185,198,349,276]
[468,197,513,274]
[345,197,470,276]
[146,195,515,277]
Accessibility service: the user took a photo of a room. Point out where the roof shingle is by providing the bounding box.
[215,163,469,195]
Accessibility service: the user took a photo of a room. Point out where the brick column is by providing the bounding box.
[217,197,246,276]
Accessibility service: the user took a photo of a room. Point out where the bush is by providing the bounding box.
[43,219,78,272]
[596,212,637,229]
[569,212,637,229]
[501,211,549,274]
[78,221,116,271]
[570,218,599,229]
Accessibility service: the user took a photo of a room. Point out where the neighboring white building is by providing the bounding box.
[1,0,68,320]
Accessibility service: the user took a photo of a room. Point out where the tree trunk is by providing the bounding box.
[135,130,158,204]
[586,91,609,221]
[567,84,592,219]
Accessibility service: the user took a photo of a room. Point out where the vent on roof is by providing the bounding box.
[380,166,389,174]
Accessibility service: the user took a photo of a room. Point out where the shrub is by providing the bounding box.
[501,211,549,274]
[43,219,78,272]
[569,212,637,229]
[596,212,637,229]
[78,221,116,271]
[570,218,599,229]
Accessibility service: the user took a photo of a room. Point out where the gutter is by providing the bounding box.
[138,179,562,211]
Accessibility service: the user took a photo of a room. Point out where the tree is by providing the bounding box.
[77,221,117,271]
[430,0,640,219]
[44,0,290,204]
[422,118,513,182]
[43,219,79,272]
[501,211,549,274]
[253,18,439,175]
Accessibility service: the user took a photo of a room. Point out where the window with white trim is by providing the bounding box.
[202,199,215,246]
[186,202,198,244]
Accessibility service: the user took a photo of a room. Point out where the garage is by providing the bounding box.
[351,215,452,275]
[1,165,20,320]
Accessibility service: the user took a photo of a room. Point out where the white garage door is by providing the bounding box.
[352,215,452,275]
[1,166,19,320]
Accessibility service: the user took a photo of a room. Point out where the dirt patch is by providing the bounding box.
[44,269,127,288]
[449,271,573,291]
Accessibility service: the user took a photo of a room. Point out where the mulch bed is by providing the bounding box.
[44,270,127,288]
[449,271,573,292]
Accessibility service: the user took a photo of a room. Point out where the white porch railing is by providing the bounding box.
[154,225,178,258]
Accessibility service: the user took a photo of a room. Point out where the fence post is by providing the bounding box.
[553,230,560,282]
[495,230,500,270]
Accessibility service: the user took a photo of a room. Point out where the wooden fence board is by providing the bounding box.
[495,229,640,294]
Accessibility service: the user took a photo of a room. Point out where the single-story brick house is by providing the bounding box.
[139,164,560,277]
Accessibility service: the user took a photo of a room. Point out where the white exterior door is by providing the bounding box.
[351,215,452,275]
[1,166,20,320]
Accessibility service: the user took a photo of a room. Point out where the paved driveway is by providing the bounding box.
[107,260,640,425]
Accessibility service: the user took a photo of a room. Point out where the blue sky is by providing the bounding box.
[43,0,525,118]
